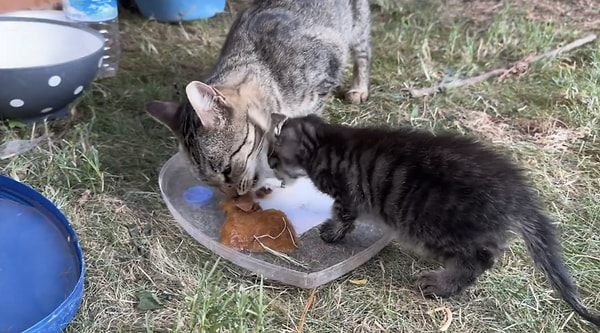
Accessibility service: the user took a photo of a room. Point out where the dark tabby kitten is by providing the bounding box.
[145,0,371,197]
[267,113,600,327]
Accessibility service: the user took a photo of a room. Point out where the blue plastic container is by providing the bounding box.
[0,175,85,332]
[135,0,226,22]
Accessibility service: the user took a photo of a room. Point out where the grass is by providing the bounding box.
[1,0,599,332]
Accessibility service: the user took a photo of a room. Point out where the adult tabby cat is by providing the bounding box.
[267,113,600,327]
[145,0,371,197]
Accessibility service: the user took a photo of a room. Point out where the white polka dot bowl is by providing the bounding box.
[0,16,105,123]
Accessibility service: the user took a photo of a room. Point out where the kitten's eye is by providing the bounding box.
[268,156,278,168]
[222,165,232,176]
[268,151,279,168]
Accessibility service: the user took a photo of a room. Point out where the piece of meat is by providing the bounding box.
[219,193,297,253]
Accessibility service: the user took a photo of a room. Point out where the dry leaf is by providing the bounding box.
[135,290,163,311]
[349,279,368,285]
[77,189,92,206]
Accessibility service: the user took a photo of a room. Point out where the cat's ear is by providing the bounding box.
[185,81,227,130]
[270,113,288,137]
[145,101,180,133]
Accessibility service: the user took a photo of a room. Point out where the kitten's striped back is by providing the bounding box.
[267,113,600,328]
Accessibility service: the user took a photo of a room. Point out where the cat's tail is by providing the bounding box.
[517,208,600,327]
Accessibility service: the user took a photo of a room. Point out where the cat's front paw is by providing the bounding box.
[254,186,273,198]
[345,89,369,105]
[319,219,346,243]
[415,270,461,299]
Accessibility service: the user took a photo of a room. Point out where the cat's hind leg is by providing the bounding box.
[416,247,498,298]
[319,198,358,243]
[345,0,371,105]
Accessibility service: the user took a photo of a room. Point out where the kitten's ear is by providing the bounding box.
[185,81,227,130]
[145,101,180,133]
[270,113,288,137]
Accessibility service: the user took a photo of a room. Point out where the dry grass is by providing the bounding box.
[1,0,600,332]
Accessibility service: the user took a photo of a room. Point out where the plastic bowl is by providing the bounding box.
[0,175,85,333]
[135,0,226,22]
[0,16,105,123]
[0,10,69,22]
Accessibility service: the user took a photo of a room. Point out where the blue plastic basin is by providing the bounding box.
[0,175,85,332]
[135,0,226,22]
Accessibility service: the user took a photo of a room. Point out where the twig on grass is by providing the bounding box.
[297,287,318,333]
[426,306,453,332]
[407,33,598,98]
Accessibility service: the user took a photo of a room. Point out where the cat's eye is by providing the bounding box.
[268,154,278,168]
[222,165,232,176]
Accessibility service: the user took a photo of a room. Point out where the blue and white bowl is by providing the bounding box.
[0,16,105,123]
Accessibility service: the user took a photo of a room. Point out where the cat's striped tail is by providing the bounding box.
[517,208,600,328]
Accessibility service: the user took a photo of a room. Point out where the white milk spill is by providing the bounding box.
[255,177,334,236]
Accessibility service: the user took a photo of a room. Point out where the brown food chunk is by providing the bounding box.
[219,193,297,253]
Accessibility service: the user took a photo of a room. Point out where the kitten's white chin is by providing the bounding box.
[280,176,300,187]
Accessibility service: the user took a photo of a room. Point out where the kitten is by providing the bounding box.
[145,0,372,197]
[267,113,600,327]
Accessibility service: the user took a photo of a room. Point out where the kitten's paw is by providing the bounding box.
[416,271,460,299]
[318,219,345,243]
[254,186,273,199]
[345,88,369,105]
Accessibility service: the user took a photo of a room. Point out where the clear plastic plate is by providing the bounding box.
[158,153,393,289]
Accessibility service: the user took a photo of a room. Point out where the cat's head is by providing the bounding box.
[146,81,264,197]
[267,113,322,185]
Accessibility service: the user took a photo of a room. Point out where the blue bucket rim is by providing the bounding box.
[0,174,86,332]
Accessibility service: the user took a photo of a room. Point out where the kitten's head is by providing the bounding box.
[146,81,264,197]
[267,113,322,185]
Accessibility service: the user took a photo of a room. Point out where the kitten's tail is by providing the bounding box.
[517,209,600,327]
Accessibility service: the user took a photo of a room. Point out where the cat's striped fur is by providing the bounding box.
[145,0,371,196]
[267,113,600,328]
